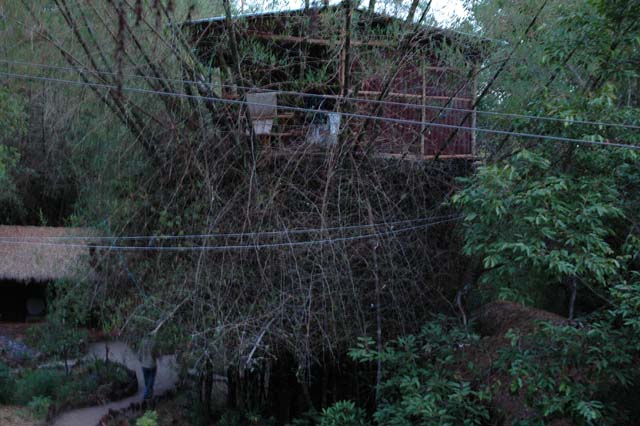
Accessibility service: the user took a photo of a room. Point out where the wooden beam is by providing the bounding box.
[421,59,427,158]
[356,91,473,102]
[376,153,478,161]
[249,31,390,47]
[471,63,478,156]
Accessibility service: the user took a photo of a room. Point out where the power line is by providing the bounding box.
[0,214,458,241]
[0,216,462,251]
[1,70,639,151]
[3,59,639,131]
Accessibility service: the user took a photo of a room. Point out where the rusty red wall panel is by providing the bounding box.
[357,60,474,157]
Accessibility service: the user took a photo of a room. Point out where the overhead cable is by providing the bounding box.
[1,71,639,151]
[3,59,639,131]
[0,214,458,241]
[0,216,462,251]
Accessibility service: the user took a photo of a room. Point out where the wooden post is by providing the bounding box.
[340,1,353,98]
[471,63,478,156]
[421,58,427,158]
[407,0,420,22]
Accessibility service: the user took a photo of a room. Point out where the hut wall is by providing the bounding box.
[186,8,478,159]
[355,52,474,157]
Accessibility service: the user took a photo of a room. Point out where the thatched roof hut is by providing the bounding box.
[0,226,96,282]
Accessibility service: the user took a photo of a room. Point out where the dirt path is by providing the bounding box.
[51,341,178,426]
[0,406,38,426]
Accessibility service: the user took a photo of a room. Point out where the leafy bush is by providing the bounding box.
[216,409,276,426]
[0,88,26,138]
[54,373,95,407]
[27,395,52,419]
[217,410,244,426]
[452,149,623,305]
[319,401,368,426]
[14,368,65,405]
[136,410,159,426]
[348,317,490,426]
[12,360,135,410]
[92,359,130,384]
[290,409,321,426]
[0,89,27,222]
[54,360,136,407]
[495,277,640,425]
[0,361,15,403]
[27,312,88,375]
[0,143,26,222]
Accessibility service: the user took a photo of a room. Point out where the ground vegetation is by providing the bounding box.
[0,0,639,424]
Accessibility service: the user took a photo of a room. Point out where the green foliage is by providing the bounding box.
[0,361,15,403]
[61,359,134,407]
[13,360,134,411]
[319,401,368,426]
[495,316,635,426]
[451,3,640,421]
[349,317,491,426]
[217,409,276,426]
[0,88,27,222]
[47,279,93,327]
[54,374,96,407]
[0,143,26,221]
[136,410,159,426]
[27,321,88,374]
[452,150,623,304]
[27,395,52,419]
[0,88,26,139]
[451,2,640,421]
[26,279,92,373]
[218,410,245,426]
[0,144,20,183]
[497,287,534,306]
[611,274,640,340]
[14,368,65,405]
[290,409,322,426]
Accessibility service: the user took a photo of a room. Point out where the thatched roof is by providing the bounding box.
[0,226,96,282]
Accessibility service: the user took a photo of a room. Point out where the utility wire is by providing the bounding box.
[3,59,640,131]
[2,70,639,151]
[0,214,458,241]
[0,216,462,251]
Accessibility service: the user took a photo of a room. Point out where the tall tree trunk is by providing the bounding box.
[568,278,577,320]
[366,201,383,405]
[340,0,353,98]
[407,0,420,22]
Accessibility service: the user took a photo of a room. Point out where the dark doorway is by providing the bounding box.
[0,280,48,322]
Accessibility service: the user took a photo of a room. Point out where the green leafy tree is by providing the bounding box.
[452,150,624,313]
[0,88,26,139]
[453,1,640,423]
[0,88,27,222]
[456,0,640,312]
[348,317,491,426]
[28,321,88,376]
[319,401,368,426]
[136,410,159,426]
[28,280,91,374]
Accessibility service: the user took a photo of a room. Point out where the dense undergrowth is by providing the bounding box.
[0,359,136,420]
[1,0,639,424]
